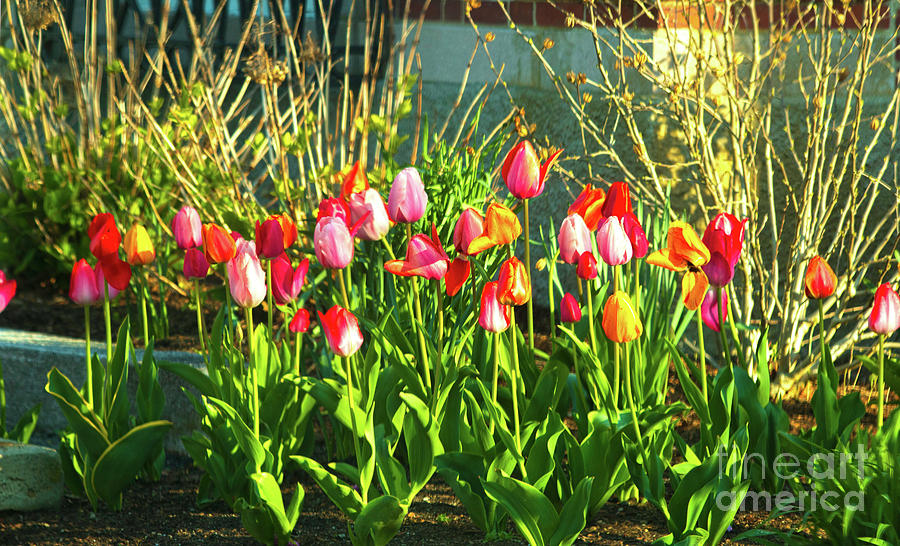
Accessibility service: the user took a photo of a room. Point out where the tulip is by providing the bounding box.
[646,221,711,310]
[700,288,727,332]
[227,240,267,308]
[124,224,156,266]
[171,206,203,249]
[467,203,522,255]
[183,248,210,279]
[272,255,310,305]
[596,216,633,266]
[202,224,237,264]
[576,252,599,280]
[0,270,14,314]
[274,214,298,249]
[255,218,285,259]
[388,167,427,223]
[384,224,449,280]
[498,257,530,306]
[560,292,581,323]
[601,181,633,218]
[622,213,649,259]
[568,184,606,230]
[804,256,837,300]
[445,257,470,297]
[602,290,643,343]
[315,216,355,269]
[318,305,364,357]
[500,140,562,200]
[479,282,510,333]
[453,208,484,256]
[88,213,121,259]
[702,213,747,287]
[348,188,391,241]
[289,308,311,334]
[317,197,351,225]
[558,214,592,264]
[869,283,900,336]
[340,160,369,200]
[99,256,132,291]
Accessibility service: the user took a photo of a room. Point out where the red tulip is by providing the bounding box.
[500,140,562,199]
[348,188,391,241]
[315,216,355,269]
[272,255,310,305]
[596,216,633,266]
[203,224,237,264]
[340,161,369,200]
[70,259,101,305]
[560,292,581,323]
[804,256,837,300]
[568,184,606,230]
[99,256,132,292]
[700,288,727,333]
[384,224,449,280]
[318,305,364,357]
[289,309,311,334]
[498,257,530,306]
[183,248,210,279]
[558,214,592,264]
[274,214,298,249]
[93,260,124,299]
[869,283,900,336]
[702,212,747,287]
[227,240,267,308]
[601,182,633,218]
[479,281,510,333]
[576,252,598,280]
[388,167,427,223]
[453,208,484,256]
[317,197,351,225]
[622,212,649,259]
[88,213,121,259]
[0,270,16,313]
[171,206,203,249]
[255,218,285,259]
[445,257,471,297]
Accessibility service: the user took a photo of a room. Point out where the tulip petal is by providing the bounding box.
[445,258,470,297]
[646,248,687,271]
[682,269,709,311]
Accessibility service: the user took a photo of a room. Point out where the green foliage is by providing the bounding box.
[0,358,41,443]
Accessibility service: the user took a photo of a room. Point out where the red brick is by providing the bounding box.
[535,2,582,27]
[407,0,441,20]
[443,0,464,22]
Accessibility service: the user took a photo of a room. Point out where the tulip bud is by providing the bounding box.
[227,240,267,308]
[314,216,354,269]
[453,208,484,256]
[479,282,510,333]
[601,182,633,218]
[124,224,156,266]
[596,216,633,266]
[576,252,598,280]
[560,292,581,323]
[183,247,210,279]
[274,214,298,249]
[348,188,391,241]
[318,305,364,357]
[289,308,311,334]
[203,224,237,264]
[272,255,310,305]
[622,212,649,259]
[70,259,101,305]
[804,256,837,300]
[500,140,563,200]
[171,206,202,249]
[497,257,530,306]
[869,283,900,336]
[602,290,643,343]
[702,212,746,287]
[558,214,592,264]
[88,213,121,259]
[700,288,727,332]
[255,218,285,259]
[388,167,427,223]
[0,270,16,314]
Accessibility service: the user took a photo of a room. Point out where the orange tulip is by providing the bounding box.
[497,257,530,306]
[646,221,711,310]
[124,224,156,266]
[202,224,237,264]
[274,213,298,249]
[568,184,606,230]
[602,291,643,343]
[339,161,369,200]
[467,203,522,255]
[804,256,837,300]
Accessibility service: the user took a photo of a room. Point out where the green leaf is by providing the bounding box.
[205,397,266,470]
[353,495,406,546]
[482,475,558,546]
[90,420,173,508]
[548,477,594,546]
[291,456,363,518]
[45,368,109,458]
[158,360,218,398]
[250,472,303,535]
[10,403,41,444]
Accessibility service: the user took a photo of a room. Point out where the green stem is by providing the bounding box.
[624,343,650,489]
[344,355,367,503]
[717,286,731,365]
[697,309,707,401]
[435,281,444,391]
[245,307,260,468]
[878,334,885,430]
[407,225,432,392]
[633,258,641,313]
[337,268,350,309]
[725,286,746,368]
[194,279,207,356]
[84,305,92,408]
[509,308,526,479]
[103,281,112,364]
[548,256,557,343]
[586,275,597,353]
[140,276,149,349]
[224,272,234,340]
[491,331,500,435]
[266,260,274,340]
[817,299,826,363]
[613,342,621,409]
[524,199,534,356]
[294,331,303,376]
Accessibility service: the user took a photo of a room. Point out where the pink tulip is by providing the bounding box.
[558,214,592,264]
[596,216,633,266]
[183,248,210,279]
[70,259,101,305]
[227,240,267,308]
[560,292,581,323]
[93,261,123,300]
[702,212,747,287]
[388,167,427,223]
[500,141,562,199]
[289,309,310,334]
[384,224,449,280]
[700,288,727,333]
[316,198,351,225]
[255,218,285,259]
[171,206,203,249]
[314,216,354,269]
[272,255,310,305]
[622,213,649,259]
[869,283,900,336]
[576,252,598,280]
[0,270,16,314]
[318,305,364,357]
[479,281,510,333]
[348,188,391,241]
[453,208,484,256]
